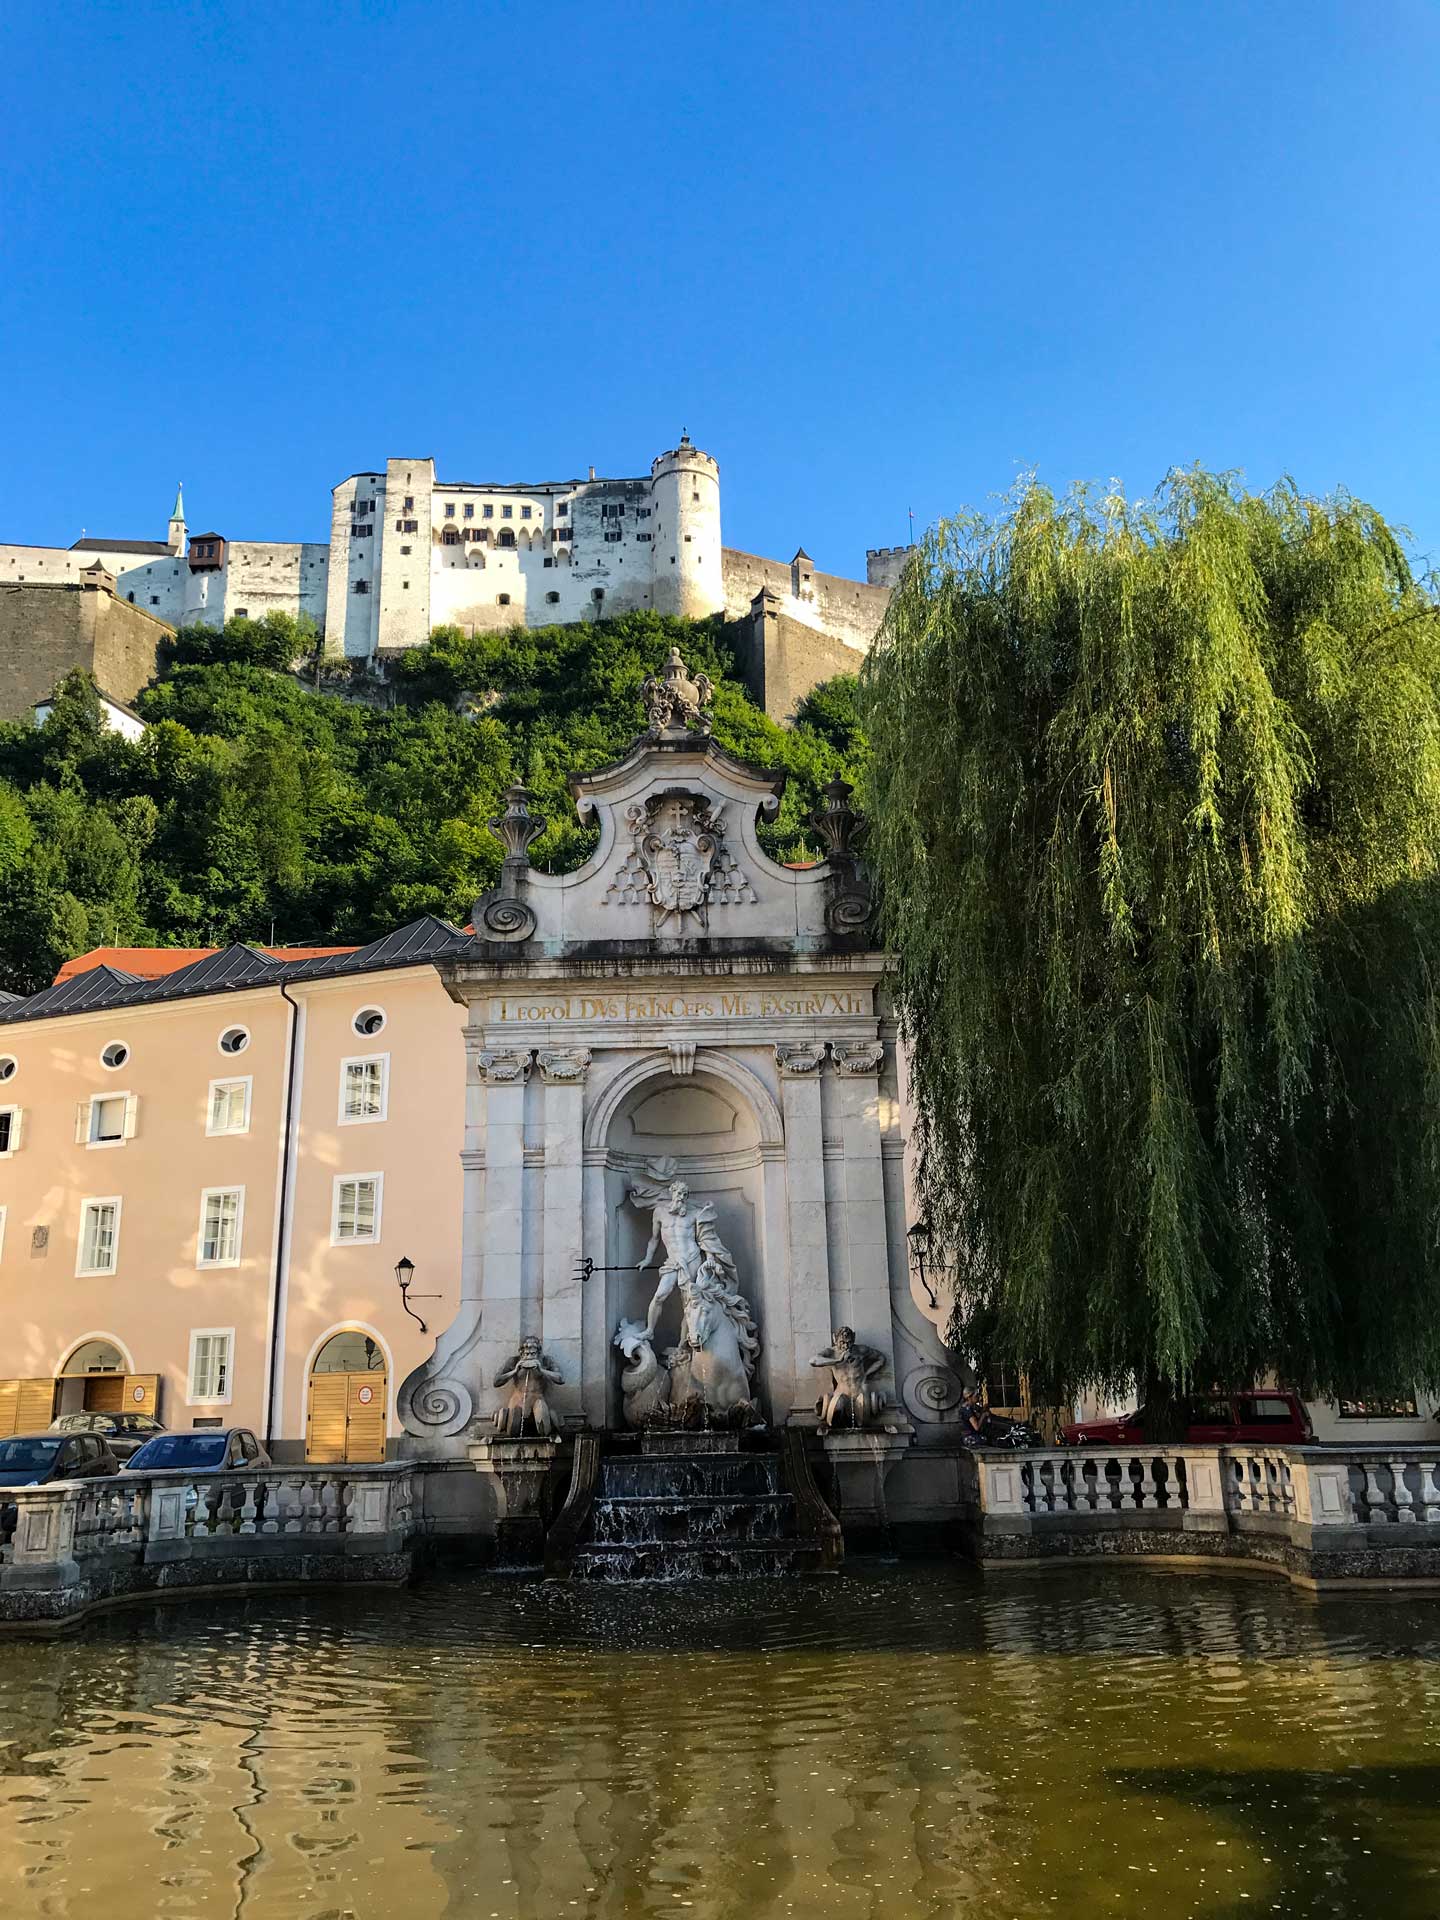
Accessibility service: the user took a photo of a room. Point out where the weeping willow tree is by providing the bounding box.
[861,471,1440,1416]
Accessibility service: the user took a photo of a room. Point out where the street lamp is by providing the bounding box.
[907,1220,939,1310]
[394,1254,438,1334]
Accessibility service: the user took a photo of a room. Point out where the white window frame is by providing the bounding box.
[206,1075,253,1136]
[187,1327,235,1405]
[331,1172,384,1246]
[352,1004,387,1038]
[0,1105,22,1157]
[76,1196,123,1277]
[0,1205,6,1261]
[196,1185,245,1269]
[82,1090,136,1150]
[338,1053,389,1125]
[217,1024,251,1057]
[99,1041,129,1071]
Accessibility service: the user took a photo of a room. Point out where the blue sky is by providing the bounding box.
[3,1,1437,577]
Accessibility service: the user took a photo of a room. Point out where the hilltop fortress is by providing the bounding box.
[0,437,914,717]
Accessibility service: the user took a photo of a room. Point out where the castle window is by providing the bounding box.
[604,531,622,543]
[353,580,369,595]
[234,607,249,617]
[592,587,605,602]
[636,533,652,542]
[497,529,516,549]
[442,528,460,545]
[463,504,474,519]
[484,504,494,518]
[151,596,160,605]
[444,503,455,518]
[127,592,134,601]
[692,490,700,501]
[546,591,559,603]
[395,520,404,532]
[404,496,414,511]
[497,594,511,606]
[403,580,409,589]
[543,557,553,568]
[637,508,651,519]
[521,505,532,520]
[557,501,569,519]
[404,520,418,534]
[684,535,692,543]
[502,505,513,519]
[400,545,411,555]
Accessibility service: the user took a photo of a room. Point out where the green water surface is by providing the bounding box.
[0,1561,1434,1919]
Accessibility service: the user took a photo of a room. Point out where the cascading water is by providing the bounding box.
[568,1433,838,1581]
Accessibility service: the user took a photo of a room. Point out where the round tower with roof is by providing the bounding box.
[649,433,722,619]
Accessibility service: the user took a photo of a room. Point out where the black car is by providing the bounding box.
[50,1410,167,1462]
[0,1431,121,1541]
[124,1428,272,1474]
[0,1431,120,1489]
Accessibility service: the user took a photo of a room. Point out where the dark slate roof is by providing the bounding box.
[69,538,172,556]
[0,920,474,1027]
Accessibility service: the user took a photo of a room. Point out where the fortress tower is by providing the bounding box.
[649,433,722,619]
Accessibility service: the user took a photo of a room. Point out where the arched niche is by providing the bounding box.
[599,1064,769,1420]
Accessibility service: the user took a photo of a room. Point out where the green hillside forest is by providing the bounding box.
[0,612,866,995]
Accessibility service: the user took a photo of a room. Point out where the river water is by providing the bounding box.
[0,1561,1436,1919]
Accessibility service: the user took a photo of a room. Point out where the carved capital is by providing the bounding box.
[831,1041,885,1077]
[475,1048,532,1085]
[667,1041,697,1078]
[536,1047,591,1086]
[775,1041,825,1077]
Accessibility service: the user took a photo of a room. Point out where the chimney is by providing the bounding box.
[589,465,596,481]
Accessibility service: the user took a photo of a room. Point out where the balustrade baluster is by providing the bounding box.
[238,1478,259,1535]
[1058,1457,1077,1513]
[1392,1458,1419,1523]
[1136,1456,1159,1511]
[1422,1460,1440,1525]
[320,1479,341,1533]
[1362,1461,1391,1523]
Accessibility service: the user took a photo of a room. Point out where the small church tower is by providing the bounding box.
[167,483,186,556]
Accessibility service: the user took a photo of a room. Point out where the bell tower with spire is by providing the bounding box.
[167,483,186,557]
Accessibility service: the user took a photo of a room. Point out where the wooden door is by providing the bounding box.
[0,1378,56,1435]
[305,1371,387,1463]
[84,1374,126,1414]
[344,1374,386,1461]
[121,1373,160,1417]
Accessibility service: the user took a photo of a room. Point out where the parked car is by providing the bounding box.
[0,1432,120,1536]
[123,1428,272,1474]
[50,1410,167,1462]
[1059,1390,1314,1447]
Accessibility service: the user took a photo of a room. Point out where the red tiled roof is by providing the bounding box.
[53,944,358,984]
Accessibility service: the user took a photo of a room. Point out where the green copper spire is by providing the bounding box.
[170,482,185,524]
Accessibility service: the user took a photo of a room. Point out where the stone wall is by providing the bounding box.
[721,547,891,655]
[0,581,170,721]
[729,591,867,719]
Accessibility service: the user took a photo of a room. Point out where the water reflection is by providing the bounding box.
[0,1564,1437,1918]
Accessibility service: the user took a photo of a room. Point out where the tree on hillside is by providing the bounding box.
[861,471,1440,1419]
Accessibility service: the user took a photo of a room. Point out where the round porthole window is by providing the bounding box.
[353,1007,386,1038]
[219,1026,250,1055]
[0,1057,15,1082]
[100,1041,129,1071]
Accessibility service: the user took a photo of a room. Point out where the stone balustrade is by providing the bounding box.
[0,1465,417,1626]
[962,1442,1440,1587]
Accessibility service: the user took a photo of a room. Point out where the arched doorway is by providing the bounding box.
[306,1329,388,1463]
[52,1336,157,1421]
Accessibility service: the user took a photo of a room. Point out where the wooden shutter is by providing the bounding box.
[85,1374,125,1414]
[122,1373,159,1417]
[306,1373,349,1463]
[4,1107,22,1151]
[345,1374,387,1462]
[75,1101,90,1144]
[0,1377,58,1434]
[122,1094,139,1139]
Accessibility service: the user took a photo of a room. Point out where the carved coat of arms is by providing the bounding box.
[605,789,756,929]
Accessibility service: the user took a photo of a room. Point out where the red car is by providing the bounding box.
[1060,1389,1313,1447]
